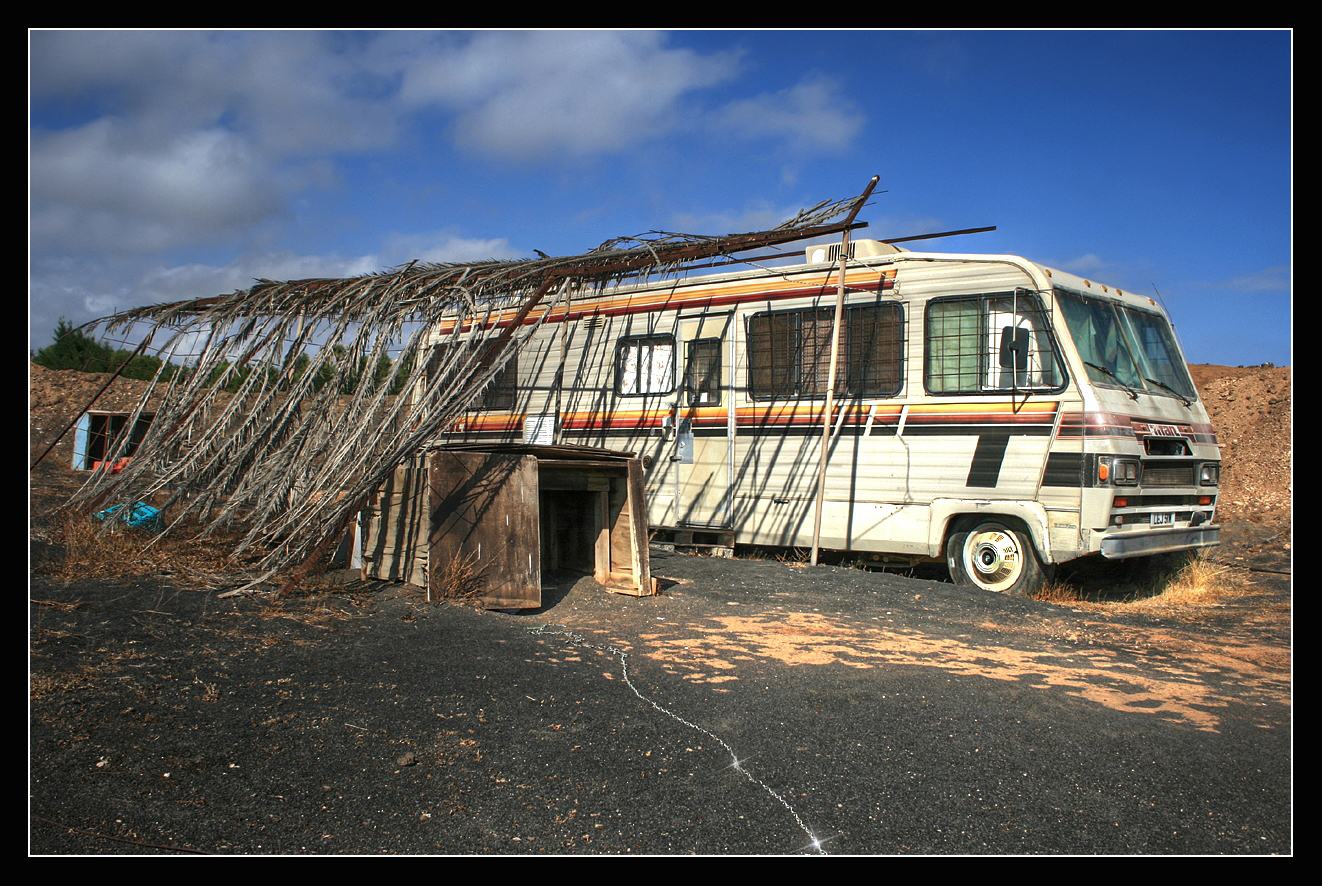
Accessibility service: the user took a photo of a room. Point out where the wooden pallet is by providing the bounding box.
[649,526,736,558]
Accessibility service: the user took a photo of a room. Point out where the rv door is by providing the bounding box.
[675,313,734,528]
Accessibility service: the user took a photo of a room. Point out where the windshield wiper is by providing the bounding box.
[1145,376,1192,407]
[1084,361,1139,401]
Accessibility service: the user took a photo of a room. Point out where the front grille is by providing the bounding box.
[1142,463,1197,487]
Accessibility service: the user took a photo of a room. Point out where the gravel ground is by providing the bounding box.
[29,361,1292,855]
[30,530,1291,856]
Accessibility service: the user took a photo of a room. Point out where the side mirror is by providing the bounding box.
[999,326,1030,371]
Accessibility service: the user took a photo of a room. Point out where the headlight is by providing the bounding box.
[1113,459,1139,485]
[1199,463,1220,486]
[1098,456,1140,486]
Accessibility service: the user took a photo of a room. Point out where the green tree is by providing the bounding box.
[113,351,171,382]
[32,319,118,373]
[33,318,179,381]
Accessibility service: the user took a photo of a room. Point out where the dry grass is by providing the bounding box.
[1031,550,1251,609]
[29,667,102,703]
[732,545,811,563]
[1124,551,1250,608]
[1028,579,1089,605]
[33,511,250,588]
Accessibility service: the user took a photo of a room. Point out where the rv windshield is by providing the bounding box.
[1056,289,1196,402]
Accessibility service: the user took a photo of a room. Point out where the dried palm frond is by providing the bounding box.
[57,184,875,591]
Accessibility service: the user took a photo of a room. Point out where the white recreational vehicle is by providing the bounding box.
[425,237,1221,595]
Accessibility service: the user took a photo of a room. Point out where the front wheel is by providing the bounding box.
[946,521,1048,596]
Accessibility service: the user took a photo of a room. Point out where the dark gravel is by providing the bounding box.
[30,532,1291,855]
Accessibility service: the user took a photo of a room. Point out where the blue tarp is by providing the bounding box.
[93,502,165,533]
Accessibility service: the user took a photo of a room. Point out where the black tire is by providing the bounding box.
[946,519,1048,596]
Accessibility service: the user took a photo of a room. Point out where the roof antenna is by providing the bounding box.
[1151,283,1171,315]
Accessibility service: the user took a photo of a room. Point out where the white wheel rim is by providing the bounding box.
[964,528,1022,592]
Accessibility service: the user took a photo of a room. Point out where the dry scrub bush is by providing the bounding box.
[435,548,489,603]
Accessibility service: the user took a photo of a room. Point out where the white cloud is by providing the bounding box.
[31,119,283,253]
[30,31,858,265]
[667,201,809,236]
[30,31,401,156]
[874,217,946,242]
[28,248,385,348]
[1061,253,1109,274]
[716,73,863,153]
[28,31,410,258]
[381,231,519,265]
[1219,265,1291,293]
[28,30,873,351]
[398,31,740,160]
[137,251,384,304]
[28,30,749,260]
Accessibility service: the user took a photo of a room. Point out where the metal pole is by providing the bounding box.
[811,176,878,566]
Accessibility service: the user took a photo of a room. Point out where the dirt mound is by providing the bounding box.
[1187,364,1291,522]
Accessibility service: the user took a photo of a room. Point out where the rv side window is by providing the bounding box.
[476,351,518,410]
[685,338,723,406]
[844,302,904,397]
[747,302,903,399]
[616,334,675,396]
[425,342,518,410]
[924,292,1062,395]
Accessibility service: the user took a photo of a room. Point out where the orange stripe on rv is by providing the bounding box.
[430,269,896,335]
[904,402,1058,424]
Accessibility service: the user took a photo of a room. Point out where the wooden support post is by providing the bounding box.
[811,176,879,566]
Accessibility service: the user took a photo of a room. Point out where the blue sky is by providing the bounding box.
[29,30,1291,367]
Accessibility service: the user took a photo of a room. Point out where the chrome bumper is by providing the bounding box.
[1100,524,1221,559]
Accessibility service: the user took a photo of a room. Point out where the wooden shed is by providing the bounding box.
[360,444,654,609]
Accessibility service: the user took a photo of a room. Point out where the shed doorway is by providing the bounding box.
[362,444,653,609]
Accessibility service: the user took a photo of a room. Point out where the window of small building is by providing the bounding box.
[73,412,155,471]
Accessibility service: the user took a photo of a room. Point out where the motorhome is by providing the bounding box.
[425,237,1221,595]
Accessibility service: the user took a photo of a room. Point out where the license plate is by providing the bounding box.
[1150,513,1174,526]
